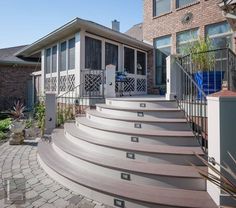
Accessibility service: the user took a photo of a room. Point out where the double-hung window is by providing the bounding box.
[155,35,171,85]
[153,0,171,17]
[176,28,199,54]
[206,22,232,49]
[176,0,198,8]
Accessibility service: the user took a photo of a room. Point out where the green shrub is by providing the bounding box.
[0,131,7,140]
[35,102,45,137]
[0,118,12,132]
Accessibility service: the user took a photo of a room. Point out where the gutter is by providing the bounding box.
[15,17,153,57]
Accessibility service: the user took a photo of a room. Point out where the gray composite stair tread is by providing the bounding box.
[38,141,217,208]
[106,96,171,102]
[52,129,204,178]
[76,117,194,137]
[65,122,204,155]
[86,109,187,123]
[96,104,182,112]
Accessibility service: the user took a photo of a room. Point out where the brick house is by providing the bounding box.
[0,46,40,110]
[143,0,234,92]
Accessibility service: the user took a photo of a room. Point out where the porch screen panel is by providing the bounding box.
[60,41,67,71]
[68,38,75,70]
[85,36,102,70]
[124,47,135,74]
[105,42,118,70]
[45,48,51,74]
[137,51,146,75]
[52,45,57,73]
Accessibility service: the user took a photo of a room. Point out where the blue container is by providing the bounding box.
[193,71,225,99]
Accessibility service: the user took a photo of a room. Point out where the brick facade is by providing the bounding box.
[143,0,227,52]
[0,64,37,110]
[143,0,230,93]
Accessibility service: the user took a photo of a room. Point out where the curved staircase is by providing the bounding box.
[38,96,217,208]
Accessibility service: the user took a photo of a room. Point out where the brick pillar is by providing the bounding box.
[207,90,236,207]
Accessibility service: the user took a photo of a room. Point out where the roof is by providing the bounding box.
[125,23,143,41]
[16,18,153,57]
[0,45,39,65]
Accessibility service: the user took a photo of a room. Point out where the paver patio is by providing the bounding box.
[0,138,112,208]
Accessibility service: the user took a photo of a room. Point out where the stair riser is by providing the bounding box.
[76,122,198,146]
[106,100,177,109]
[38,155,176,208]
[52,143,206,191]
[86,114,190,131]
[96,107,185,119]
[65,131,203,166]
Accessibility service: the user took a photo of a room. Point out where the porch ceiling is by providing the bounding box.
[16,18,153,57]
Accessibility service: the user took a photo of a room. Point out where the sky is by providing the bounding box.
[0,0,143,49]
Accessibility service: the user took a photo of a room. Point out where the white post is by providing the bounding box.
[45,93,57,134]
[166,55,182,100]
[105,65,116,98]
[207,91,236,207]
[41,49,45,95]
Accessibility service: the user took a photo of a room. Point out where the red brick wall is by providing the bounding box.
[143,0,228,93]
[0,64,37,110]
[143,0,227,52]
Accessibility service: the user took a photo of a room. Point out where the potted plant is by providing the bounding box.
[184,37,225,97]
[9,101,26,145]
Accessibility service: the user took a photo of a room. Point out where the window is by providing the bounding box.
[155,35,171,85]
[176,28,199,54]
[60,41,67,71]
[206,22,232,49]
[68,38,75,70]
[176,0,197,8]
[52,45,57,73]
[45,48,51,74]
[85,36,102,70]
[137,51,146,75]
[153,0,171,17]
[124,47,135,74]
[105,42,118,71]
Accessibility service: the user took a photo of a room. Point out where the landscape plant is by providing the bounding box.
[35,102,45,137]
[193,152,236,201]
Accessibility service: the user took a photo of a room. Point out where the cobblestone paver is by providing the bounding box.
[0,139,113,208]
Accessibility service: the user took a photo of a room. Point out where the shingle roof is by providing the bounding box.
[0,45,39,65]
[125,23,143,41]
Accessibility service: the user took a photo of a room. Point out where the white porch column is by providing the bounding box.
[41,49,45,95]
[207,90,236,207]
[75,32,81,88]
[105,65,116,98]
[166,55,182,100]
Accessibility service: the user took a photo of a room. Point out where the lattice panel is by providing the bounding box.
[59,76,67,92]
[51,77,57,92]
[84,74,102,93]
[115,82,119,92]
[45,78,50,92]
[68,74,75,91]
[137,78,146,92]
[124,78,135,92]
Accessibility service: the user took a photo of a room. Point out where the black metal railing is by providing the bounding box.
[181,48,236,93]
[175,61,208,152]
[176,48,236,152]
[56,69,105,126]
